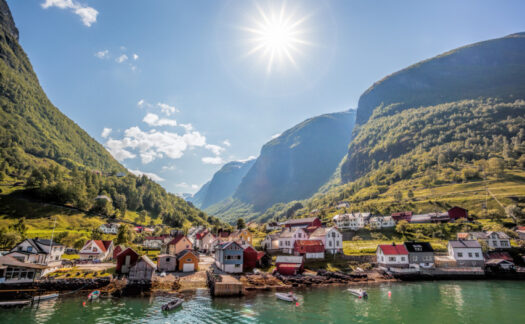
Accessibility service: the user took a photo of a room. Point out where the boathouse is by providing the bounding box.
[115,247,139,274]
[275,255,304,275]
[177,250,199,272]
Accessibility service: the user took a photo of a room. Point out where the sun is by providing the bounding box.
[243,3,310,73]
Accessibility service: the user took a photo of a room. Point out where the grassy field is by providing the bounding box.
[45,266,115,279]
[342,239,448,255]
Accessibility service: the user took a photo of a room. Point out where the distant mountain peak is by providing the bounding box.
[0,0,18,40]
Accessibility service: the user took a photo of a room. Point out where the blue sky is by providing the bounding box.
[8,0,525,194]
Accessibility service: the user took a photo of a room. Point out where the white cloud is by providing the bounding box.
[143,113,177,127]
[179,123,193,131]
[101,127,112,138]
[202,156,224,165]
[115,54,128,63]
[95,50,109,59]
[105,139,136,161]
[223,139,231,147]
[161,165,177,171]
[271,133,281,139]
[42,0,98,27]
[128,169,165,182]
[191,184,199,190]
[133,54,139,60]
[137,99,145,107]
[105,126,208,164]
[205,144,225,156]
[157,102,179,116]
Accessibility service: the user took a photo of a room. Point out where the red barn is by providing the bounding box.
[243,246,258,272]
[113,245,125,259]
[391,211,412,222]
[275,256,304,276]
[116,247,139,274]
[448,207,469,220]
[294,240,325,259]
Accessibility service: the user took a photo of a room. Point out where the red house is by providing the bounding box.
[243,246,258,272]
[283,217,322,229]
[113,245,125,259]
[448,207,469,220]
[293,240,325,259]
[116,247,139,274]
[391,211,413,222]
[275,255,304,276]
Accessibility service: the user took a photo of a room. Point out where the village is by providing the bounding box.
[1,204,525,306]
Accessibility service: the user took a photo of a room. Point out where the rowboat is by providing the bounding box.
[87,290,100,300]
[33,293,59,302]
[161,298,183,311]
[275,292,298,302]
[347,288,367,298]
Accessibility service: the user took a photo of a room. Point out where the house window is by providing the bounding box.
[411,256,417,262]
[457,252,463,258]
[388,257,396,262]
[336,241,340,247]
[186,258,192,262]
[234,264,240,268]
[475,253,479,258]
[27,247,32,252]
[468,253,472,258]
[401,257,406,261]
[492,241,497,246]
[332,232,336,238]
[381,256,384,262]
[166,258,170,262]
[329,241,332,247]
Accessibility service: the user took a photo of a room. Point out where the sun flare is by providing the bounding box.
[244,3,310,73]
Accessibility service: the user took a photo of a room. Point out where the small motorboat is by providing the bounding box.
[161,298,183,311]
[87,290,100,300]
[347,288,367,298]
[33,293,59,302]
[275,292,298,302]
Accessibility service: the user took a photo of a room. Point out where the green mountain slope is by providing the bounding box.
[343,32,525,183]
[0,0,214,231]
[190,159,255,209]
[206,110,356,223]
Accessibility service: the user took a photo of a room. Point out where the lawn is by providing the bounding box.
[46,266,115,279]
[343,238,448,255]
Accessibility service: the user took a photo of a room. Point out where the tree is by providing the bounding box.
[394,191,403,201]
[488,157,504,178]
[90,228,103,240]
[407,189,414,200]
[138,210,148,224]
[505,204,522,221]
[12,218,27,238]
[116,224,133,245]
[237,218,246,230]
[395,220,410,237]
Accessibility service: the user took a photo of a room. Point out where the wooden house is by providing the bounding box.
[261,234,279,251]
[448,206,468,220]
[129,255,157,281]
[215,241,243,273]
[448,240,484,267]
[293,240,324,259]
[309,227,343,254]
[278,228,308,254]
[165,235,193,255]
[229,229,253,245]
[143,237,164,250]
[157,254,177,272]
[283,217,321,229]
[376,243,409,269]
[115,247,139,274]
[8,238,64,266]
[0,255,46,284]
[404,242,435,269]
[177,250,199,272]
[242,245,258,272]
[391,211,412,222]
[78,240,114,261]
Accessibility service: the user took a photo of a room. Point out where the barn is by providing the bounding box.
[243,246,258,272]
[275,255,304,276]
[293,240,325,259]
[115,247,139,274]
[448,206,469,220]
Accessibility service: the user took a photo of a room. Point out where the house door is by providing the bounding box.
[182,263,194,272]
[122,255,131,273]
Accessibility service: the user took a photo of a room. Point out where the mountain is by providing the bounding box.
[343,32,525,183]
[190,159,255,209]
[206,110,356,223]
[0,0,213,230]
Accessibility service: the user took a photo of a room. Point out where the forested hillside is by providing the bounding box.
[0,0,214,232]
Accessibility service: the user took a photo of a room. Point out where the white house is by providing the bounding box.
[369,216,396,229]
[309,227,343,254]
[278,228,308,254]
[448,240,484,267]
[143,237,164,250]
[336,202,350,209]
[78,240,114,261]
[376,244,409,269]
[7,238,64,266]
[466,232,511,249]
[332,212,371,230]
[261,234,280,251]
[265,222,281,231]
[201,232,216,252]
[98,223,120,234]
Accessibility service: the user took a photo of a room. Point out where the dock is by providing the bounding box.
[207,271,244,297]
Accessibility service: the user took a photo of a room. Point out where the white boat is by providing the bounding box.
[33,293,59,302]
[275,292,298,302]
[347,288,367,298]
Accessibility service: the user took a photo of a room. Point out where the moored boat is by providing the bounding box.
[347,288,367,298]
[87,290,100,300]
[275,292,298,302]
[161,298,183,311]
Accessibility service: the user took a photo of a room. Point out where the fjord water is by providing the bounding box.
[1,281,524,324]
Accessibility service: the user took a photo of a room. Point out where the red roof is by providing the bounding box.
[91,240,112,252]
[145,236,164,241]
[256,251,265,261]
[378,244,408,255]
[517,226,525,231]
[294,240,324,253]
[167,234,186,245]
[486,251,513,262]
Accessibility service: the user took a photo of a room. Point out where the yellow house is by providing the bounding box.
[230,229,253,245]
[167,235,193,255]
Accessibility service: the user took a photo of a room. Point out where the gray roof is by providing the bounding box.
[449,240,482,249]
[276,256,303,264]
[283,217,318,225]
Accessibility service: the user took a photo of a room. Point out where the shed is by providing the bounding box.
[157,254,177,272]
[115,247,139,274]
[275,255,304,275]
[293,240,325,259]
[129,255,157,281]
[243,246,258,272]
[177,250,199,272]
[448,206,468,220]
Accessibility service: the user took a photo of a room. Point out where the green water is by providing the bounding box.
[1,281,524,323]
